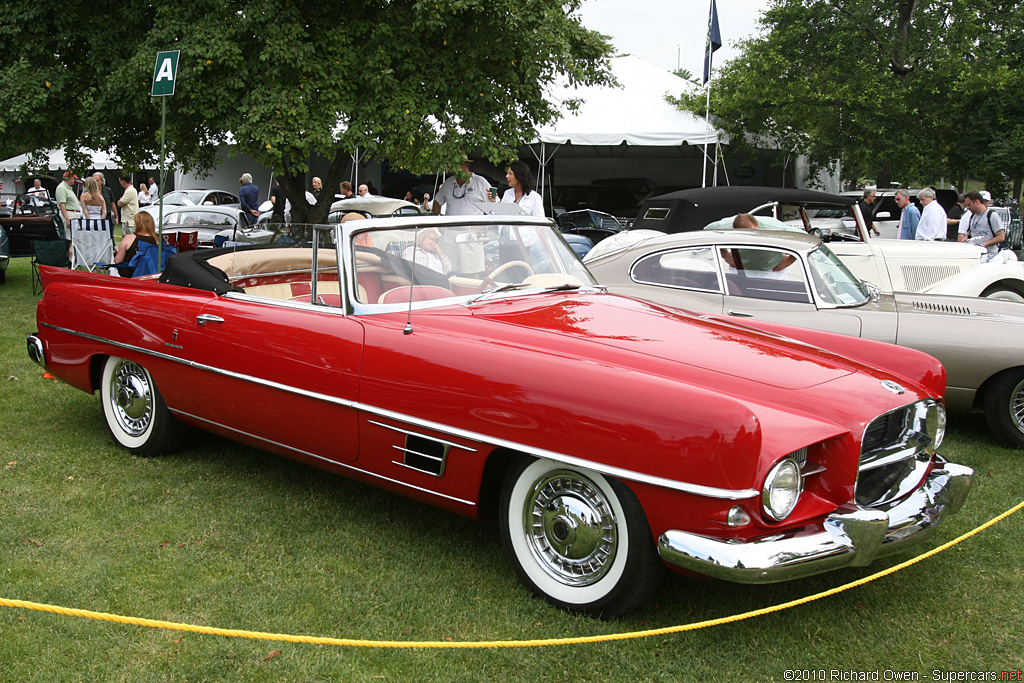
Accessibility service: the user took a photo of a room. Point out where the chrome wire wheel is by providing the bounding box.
[984,368,1024,449]
[100,355,183,456]
[107,359,154,438]
[500,458,663,617]
[1010,375,1024,434]
[522,470,617,587]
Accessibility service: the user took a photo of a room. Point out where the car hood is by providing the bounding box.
[865,238,985,260]
[893,291,1024,324]
[469,293,863,391]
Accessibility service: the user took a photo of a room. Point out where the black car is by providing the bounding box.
[0,193,64,257]
[550,185,640,220]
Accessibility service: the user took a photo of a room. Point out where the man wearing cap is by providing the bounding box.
[959,190,1005,263]
[56,173,82,229]
[916,187,947,241]
[432,156,491,275]
[432,156,490,217]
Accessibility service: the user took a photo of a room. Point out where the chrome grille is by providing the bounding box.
[862,407,909,454]
[899,264,962,291]
[910,300,972,316]
[857,402,937,507]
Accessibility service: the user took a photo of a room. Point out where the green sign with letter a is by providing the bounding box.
[151,51,181,97]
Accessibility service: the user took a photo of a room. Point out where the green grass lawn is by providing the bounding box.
[1,257,1022,682]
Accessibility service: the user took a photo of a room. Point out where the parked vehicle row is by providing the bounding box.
[627,186,1024,302]
[29,215,973,617]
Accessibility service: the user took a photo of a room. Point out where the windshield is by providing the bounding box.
[161,190,208,206]
[807,245,870,306]
[352,223,597,305]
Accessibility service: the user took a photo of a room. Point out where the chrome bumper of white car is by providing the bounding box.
[657,461,973,583]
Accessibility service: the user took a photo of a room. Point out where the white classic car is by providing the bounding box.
[626,187,1024,302]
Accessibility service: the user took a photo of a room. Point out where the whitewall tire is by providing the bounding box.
[499,457,663,617]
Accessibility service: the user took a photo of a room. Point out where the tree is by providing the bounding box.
[669,0,1024,196]
[0,0,613,220]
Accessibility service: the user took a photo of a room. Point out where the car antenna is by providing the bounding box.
[403,228,419,335]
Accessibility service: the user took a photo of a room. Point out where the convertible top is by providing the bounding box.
[159,246,247,294]
[631,186,857,233]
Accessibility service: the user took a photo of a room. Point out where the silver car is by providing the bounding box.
[159,205,265,248]
[141,189,241,219]
[586,228,1024,448]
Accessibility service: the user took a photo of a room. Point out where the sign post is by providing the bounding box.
[151,50,180,269]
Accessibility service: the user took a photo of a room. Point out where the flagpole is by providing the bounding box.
[700,0,720,188]
[702,82,712,188]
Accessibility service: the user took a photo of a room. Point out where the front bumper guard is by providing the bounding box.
[27,332,46,369]
[657,461,973,584]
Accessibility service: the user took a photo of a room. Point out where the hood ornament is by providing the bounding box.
[881,380,906,395]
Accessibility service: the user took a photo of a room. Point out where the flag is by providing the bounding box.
[703,0,722,85]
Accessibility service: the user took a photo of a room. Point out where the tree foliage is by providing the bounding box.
[670,0,1024,195]
[0,0,613,220]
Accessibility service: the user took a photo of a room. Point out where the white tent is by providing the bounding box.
[0,148,123,196]
[0,148,120,172]
[534,55,722,148]
[525,55,727,207]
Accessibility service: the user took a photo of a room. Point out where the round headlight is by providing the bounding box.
[762,459,802,521]
[925,402,946,450]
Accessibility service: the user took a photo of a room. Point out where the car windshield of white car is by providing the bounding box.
[352,224,597,306]
[807,246,870,306]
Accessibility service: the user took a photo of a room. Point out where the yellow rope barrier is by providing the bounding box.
[3,499,1021,649]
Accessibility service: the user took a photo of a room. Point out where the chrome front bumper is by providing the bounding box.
[657,461,973,584]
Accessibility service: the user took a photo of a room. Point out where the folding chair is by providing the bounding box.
[177,230,198,252]
[69,218,114,273]
[31,239,72,295]
[126,240,177,278]
[163,231,180,249]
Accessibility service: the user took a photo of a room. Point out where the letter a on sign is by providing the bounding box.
[151,51,181,97]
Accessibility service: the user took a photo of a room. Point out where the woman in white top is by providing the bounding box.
[138,183,152,206]
[79,177,107,219]
[498,160,545,217]
[401,227,452,274]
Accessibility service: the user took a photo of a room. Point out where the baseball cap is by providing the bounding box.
[979,190,992,202]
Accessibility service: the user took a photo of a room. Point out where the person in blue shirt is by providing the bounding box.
[239,173,260,225]
[895,188,920,240]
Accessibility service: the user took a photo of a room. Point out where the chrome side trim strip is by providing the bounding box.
[392,445,444,463]
[368,419,478,452]
[42,322,758,500]
[170,408,476,507]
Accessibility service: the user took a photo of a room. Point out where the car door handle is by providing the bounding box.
[196,314,225,325]
[727,310,754,317]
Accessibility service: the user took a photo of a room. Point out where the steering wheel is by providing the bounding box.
[479,260,534,291]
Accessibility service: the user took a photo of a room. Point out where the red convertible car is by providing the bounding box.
[28,216,972,617]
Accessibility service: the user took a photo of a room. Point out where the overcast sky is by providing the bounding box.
[577,0,771,81]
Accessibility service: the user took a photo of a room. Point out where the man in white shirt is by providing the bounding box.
[915,187,947,241]
[431,156,490,216]
[432,156,491,274]
[148,176,159,201]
